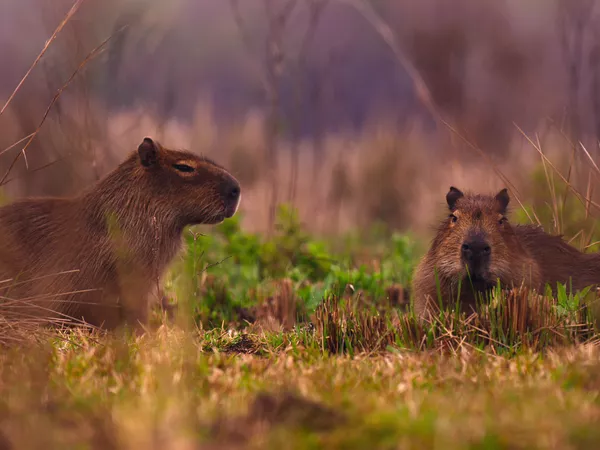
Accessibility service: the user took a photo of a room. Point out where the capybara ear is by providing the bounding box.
[138,137,159,167]
[495,188,510,214]
[446,186,464,211]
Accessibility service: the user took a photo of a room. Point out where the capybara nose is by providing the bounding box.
[461,238,491,262]
[222,180,241,218]
[222,180,241,202]
[228,184,240,200]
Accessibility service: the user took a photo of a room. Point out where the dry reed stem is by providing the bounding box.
[516,124,600,212]
[0,25,129,186]
[344,0,540,226]
[0,133,36,158]
[0,0,85,118]
[0,269,108,343]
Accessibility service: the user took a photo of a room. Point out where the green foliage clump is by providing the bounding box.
[166,203,418,328]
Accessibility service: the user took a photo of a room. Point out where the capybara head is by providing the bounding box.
[431,186,520,290]
[136,137,241,226]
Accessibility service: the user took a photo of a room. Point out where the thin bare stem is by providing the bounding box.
[585,240,600,249]
[580,142,600,175]
[1,157,66,187]
[537,133,560,233]
[340,0,443,127]
[516,124,600,212]
[0,0,85,117]
[0,26,129,186]
[343,0,538,225]
[0,133,36,158]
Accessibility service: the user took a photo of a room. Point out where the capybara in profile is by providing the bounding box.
[0,137,241,331]
[412,186,600,318]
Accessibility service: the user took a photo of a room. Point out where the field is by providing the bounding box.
[2,102,600,450]
[3,328,600,449]
[4,1,600,448]
[0,201,598,449]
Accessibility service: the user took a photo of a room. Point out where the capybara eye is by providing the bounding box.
[498,217,507,225]
[450,214,458,223]
[173,164,195,173]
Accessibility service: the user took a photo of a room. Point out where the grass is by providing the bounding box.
[1,327,600,449]
[0,198,597,449]
[1,123,600,449]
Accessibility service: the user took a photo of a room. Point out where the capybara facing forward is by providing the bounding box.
[0,137,241,331]
[412,186,600,318]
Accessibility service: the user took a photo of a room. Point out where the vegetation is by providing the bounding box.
[166,205,419,330]
[3,328,600,450]
[3,2,600,448]
[0,191,599,448]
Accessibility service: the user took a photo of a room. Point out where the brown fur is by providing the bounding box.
[412,186,600,319]
[0,137,241,332]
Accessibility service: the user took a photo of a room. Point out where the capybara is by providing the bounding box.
[0,137,240,331]
[412,186,600,318]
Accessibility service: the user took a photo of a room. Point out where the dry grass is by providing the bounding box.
[2,99,590,238]
[2,0,600,242]
[309,286,600,356]
[0,327,599,449]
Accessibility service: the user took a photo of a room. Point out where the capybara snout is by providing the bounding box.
[461,232,492,281]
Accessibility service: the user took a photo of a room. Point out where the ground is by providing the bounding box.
[0,205,599,449]
[1,329,600,449]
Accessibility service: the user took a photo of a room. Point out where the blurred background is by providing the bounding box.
[1,0,599,241]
